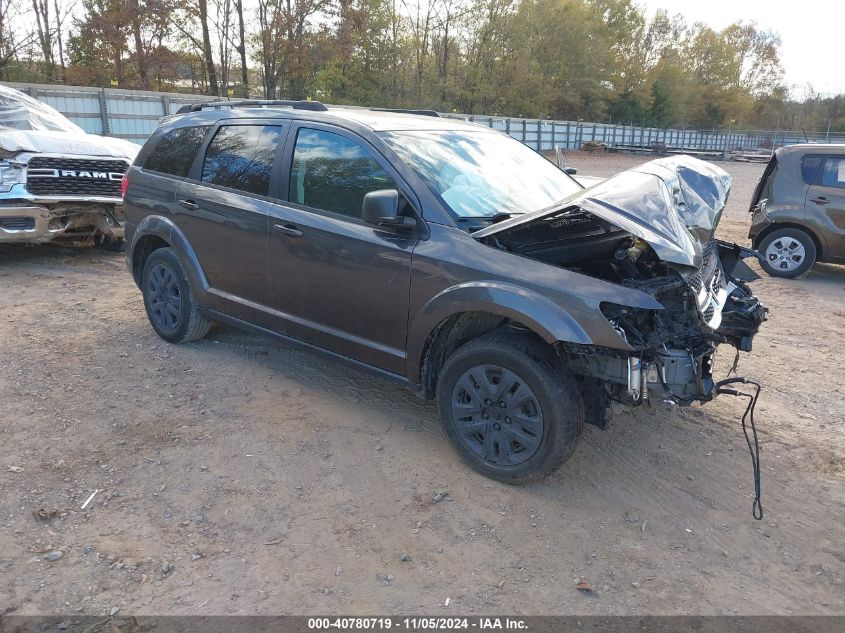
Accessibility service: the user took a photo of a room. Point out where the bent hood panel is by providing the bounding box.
[474,155,731,269]
[0,130,139,161]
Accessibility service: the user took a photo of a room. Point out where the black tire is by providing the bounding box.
[758,227,817,279]
[141,247,211,343]
[435,331,584,484]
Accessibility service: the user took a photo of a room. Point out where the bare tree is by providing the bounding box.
[31,0,54,77]
[234,0,247,95]
[0,0,36,79]
[198,0,219,94]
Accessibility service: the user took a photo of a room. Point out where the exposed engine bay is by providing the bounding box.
[474,156,768,408]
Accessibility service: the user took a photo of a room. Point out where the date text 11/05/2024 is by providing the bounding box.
[307,617,527,630]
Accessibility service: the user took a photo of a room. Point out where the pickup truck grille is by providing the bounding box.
[26,157,128,197]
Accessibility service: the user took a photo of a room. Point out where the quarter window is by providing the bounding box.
[290,128,396,218]
[819,157,845,189]
[201,124,283,196]
[801,155,822,184]
[143,126,210,177]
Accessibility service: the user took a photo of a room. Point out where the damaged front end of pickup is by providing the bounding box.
[475,155,768,409]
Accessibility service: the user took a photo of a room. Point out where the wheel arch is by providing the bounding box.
[128,215,209,304]
[409,283,593,398]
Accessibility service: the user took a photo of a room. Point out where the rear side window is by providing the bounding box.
[801,155,823,184]
[819,157,845,189]
[201,125,283,196]
[143,126,209,177]
[290,128,396,218]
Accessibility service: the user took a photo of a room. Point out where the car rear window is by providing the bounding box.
[819,157,845,189]
[201,124,283,196]
[801,155,823,184]
[142,126,210,177]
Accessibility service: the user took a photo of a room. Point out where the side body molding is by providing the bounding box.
[128,214,210,305]
[405,281,593,384]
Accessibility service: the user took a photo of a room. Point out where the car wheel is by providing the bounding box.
[141,247,211,343]
[759,227,817,278]
[436,331,584,484]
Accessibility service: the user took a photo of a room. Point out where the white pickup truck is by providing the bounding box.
[0,84,139,247]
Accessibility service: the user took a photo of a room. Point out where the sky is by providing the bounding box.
[638,0,844,96]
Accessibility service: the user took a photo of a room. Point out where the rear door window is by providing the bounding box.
[201,124,284,196]
[289,128,397,219]
[143,126,210,177]
[818,157,845,189]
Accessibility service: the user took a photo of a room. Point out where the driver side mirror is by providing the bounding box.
[564,167,577,175]
[362,189,416,231]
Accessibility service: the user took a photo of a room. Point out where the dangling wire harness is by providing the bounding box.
[715,376,763,520]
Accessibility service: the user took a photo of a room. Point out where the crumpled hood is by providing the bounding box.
[0,130,139,161]
[474,155,731,269]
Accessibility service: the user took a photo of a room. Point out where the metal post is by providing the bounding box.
[98,88,111,136]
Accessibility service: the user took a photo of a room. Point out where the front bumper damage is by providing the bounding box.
[1,174,125,244]
[0,183,125,243]
[564,240,767,407]
[474,155,769,409]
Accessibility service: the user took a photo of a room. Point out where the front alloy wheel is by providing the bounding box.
[451,365,544,466]
[436,331,584,483]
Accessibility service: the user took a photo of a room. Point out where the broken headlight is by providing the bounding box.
[0,161,25,192]
[600,302,656,349]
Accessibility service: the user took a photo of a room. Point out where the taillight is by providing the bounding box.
[120,174,129,198]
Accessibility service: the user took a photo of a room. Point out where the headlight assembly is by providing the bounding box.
[0,161,26,192]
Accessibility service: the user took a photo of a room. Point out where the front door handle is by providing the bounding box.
[179,199,199,210]
[810,196,830,205]
[273,223,303,237]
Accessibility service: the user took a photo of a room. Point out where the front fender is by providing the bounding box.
[127,214,209,304]
[405,281,603,384]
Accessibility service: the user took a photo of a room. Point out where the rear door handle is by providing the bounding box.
[179,199,199,210]
[273,223,303,237]
[810,196,830,205]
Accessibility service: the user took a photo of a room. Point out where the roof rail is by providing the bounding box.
[176,99,328,114]
[370,108,441,118]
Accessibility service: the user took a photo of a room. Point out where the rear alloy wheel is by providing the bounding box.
[436,332,584,483]
[141,247,211,343]
[759,227,816,278]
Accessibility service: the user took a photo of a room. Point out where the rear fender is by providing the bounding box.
[128,214,209,304]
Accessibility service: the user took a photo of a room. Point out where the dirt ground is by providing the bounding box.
[1,152,843,617]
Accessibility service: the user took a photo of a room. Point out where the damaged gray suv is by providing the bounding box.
[123,101,767,483]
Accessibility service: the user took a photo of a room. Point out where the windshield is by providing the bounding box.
[382,130,581,219]
[0,85,84,133]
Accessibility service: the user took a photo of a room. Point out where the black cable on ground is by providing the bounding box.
[715,377,763,520]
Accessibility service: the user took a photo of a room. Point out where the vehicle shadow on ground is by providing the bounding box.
[201,320,743,500]
[805,262,845,282]
[0,242,119,267]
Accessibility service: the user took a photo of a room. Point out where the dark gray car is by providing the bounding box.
[123,101,767,483]
[749,143,845,278]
